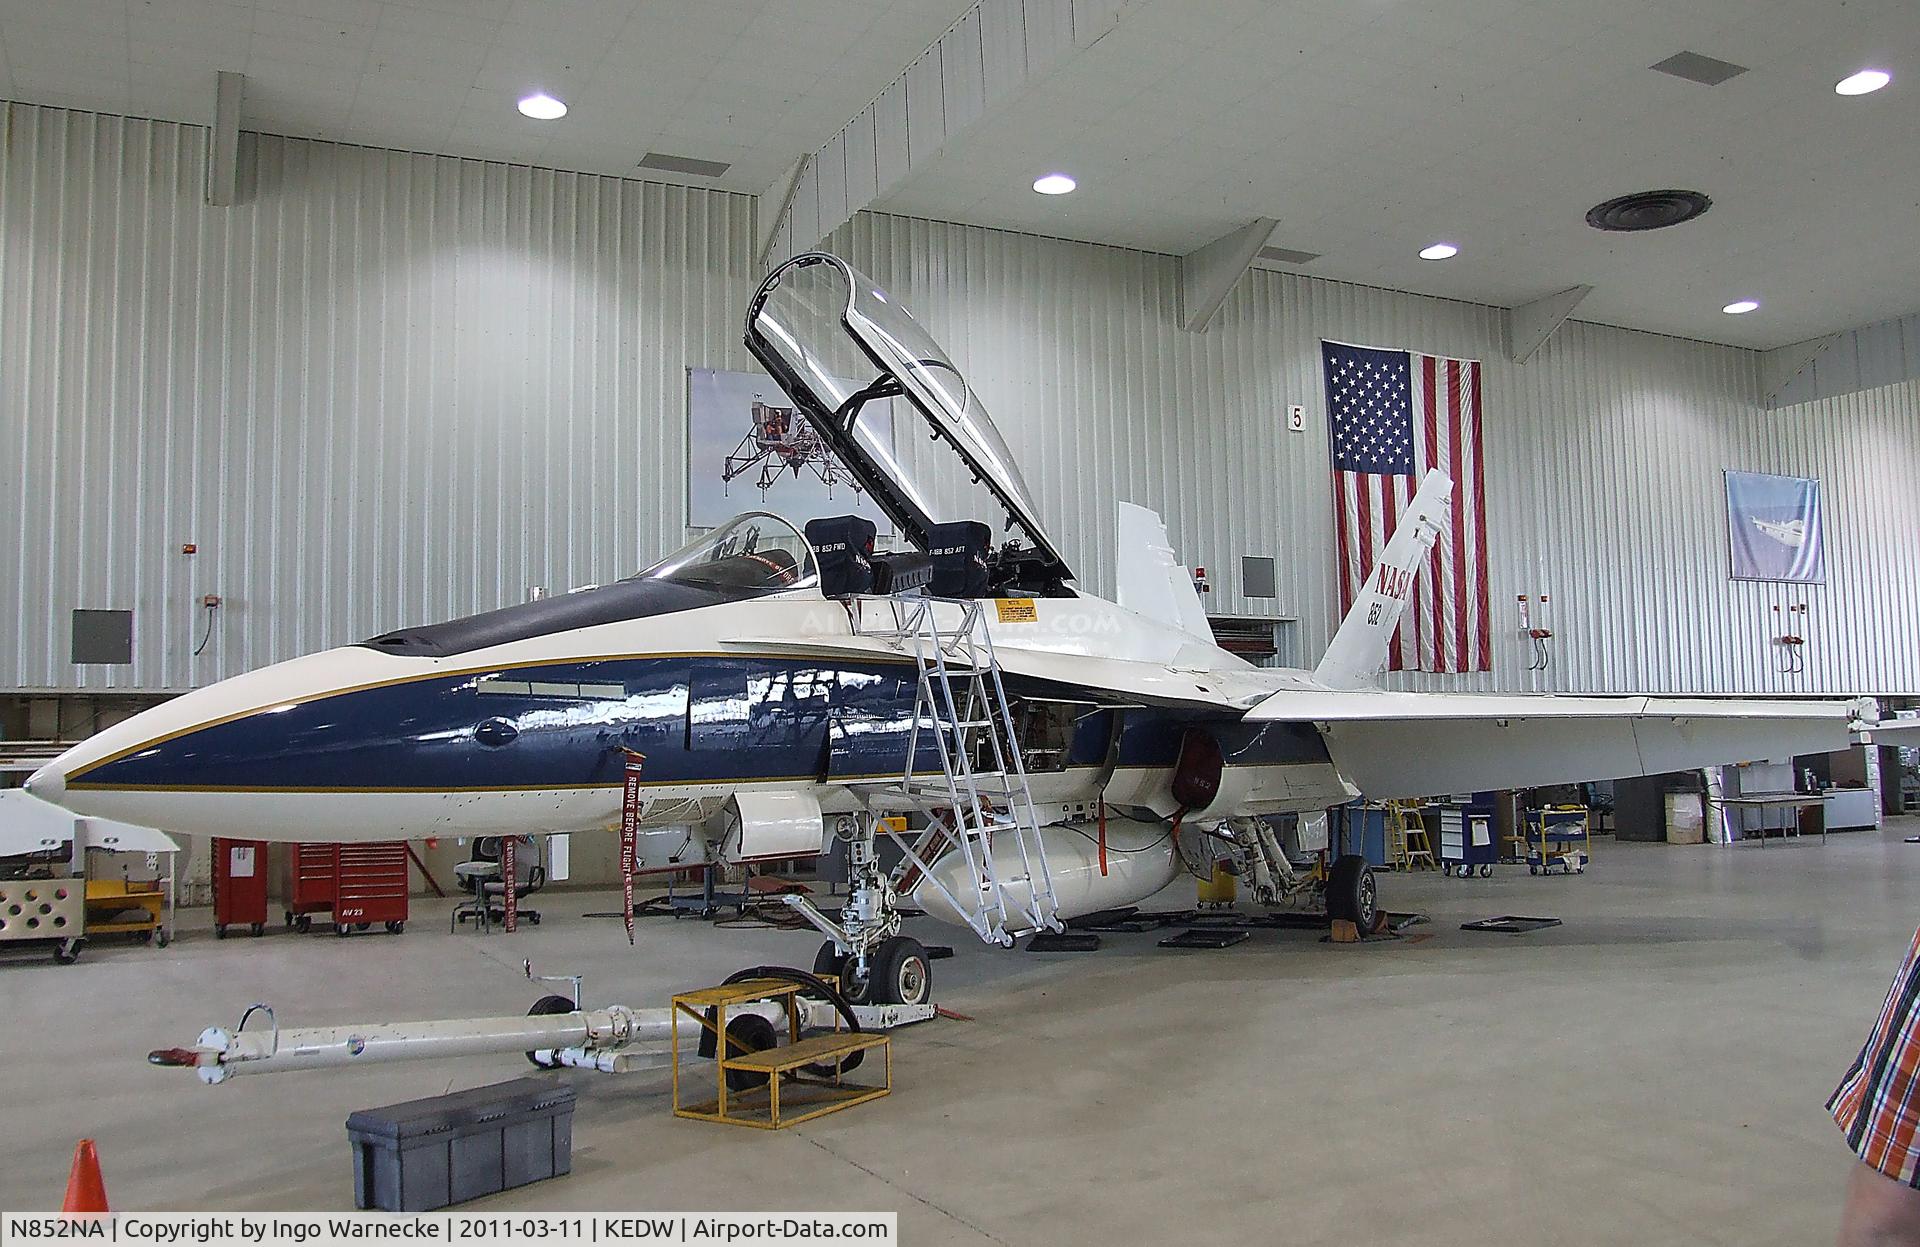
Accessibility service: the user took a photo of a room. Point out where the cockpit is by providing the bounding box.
[361,254,1067,660]
[363,514,820,659]
[745,253,1076,598]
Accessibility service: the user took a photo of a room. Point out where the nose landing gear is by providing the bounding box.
[814,935,932,1007]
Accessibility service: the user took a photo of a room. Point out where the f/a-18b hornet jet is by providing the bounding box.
[30,252,1883,1008]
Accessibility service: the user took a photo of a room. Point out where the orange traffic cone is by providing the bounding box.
[61,1139,108,1213]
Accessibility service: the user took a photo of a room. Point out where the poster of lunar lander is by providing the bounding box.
[687,367,891,531]
[725,393,864,500]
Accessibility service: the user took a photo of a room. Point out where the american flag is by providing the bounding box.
[1322,340,1490,673]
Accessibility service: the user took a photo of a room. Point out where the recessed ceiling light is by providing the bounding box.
[517,92,567,120]
[1419,242,1458,260]
[1723,299,1760,314]
[1836,69,1891,96]
[1032,173,1076,195]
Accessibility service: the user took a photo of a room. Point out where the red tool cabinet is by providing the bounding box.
[283,842,409,936]
[212,838,269,938]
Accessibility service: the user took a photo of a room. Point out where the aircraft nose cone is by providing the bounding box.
[24,762,66,804]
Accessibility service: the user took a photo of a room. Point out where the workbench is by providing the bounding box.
[1720,793,1827,845]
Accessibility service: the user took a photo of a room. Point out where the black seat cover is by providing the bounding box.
[805,516,877,597]
[926,521,992,598]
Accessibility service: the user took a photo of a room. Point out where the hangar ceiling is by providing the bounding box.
[1,0,1917,349]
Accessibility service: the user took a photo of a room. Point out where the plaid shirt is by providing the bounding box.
[1832,926,1920,1185]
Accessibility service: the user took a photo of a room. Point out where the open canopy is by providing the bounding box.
[744,252,1071,587]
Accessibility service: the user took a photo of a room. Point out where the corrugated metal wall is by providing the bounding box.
[6,102,1918,697]
[2,103,756,691]
[831,213,1920,697]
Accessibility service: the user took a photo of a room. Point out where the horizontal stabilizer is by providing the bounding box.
[1244,688,1856,799]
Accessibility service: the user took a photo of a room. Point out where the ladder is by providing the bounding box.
[857,595,1060,946]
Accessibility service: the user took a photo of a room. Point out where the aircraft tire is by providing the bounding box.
[1327,855,1378,933]
[812,939,846,984]
[865,936,933,1007]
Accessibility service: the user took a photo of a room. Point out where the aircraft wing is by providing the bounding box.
[1243,688,1861,800]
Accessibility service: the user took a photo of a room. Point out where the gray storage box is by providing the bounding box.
[346,1077,574,1211]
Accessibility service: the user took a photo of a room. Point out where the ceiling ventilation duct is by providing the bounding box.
[1585,189,1712,232]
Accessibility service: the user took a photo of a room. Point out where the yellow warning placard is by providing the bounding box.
[994,598,1038,623]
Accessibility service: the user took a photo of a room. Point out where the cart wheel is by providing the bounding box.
[215,925,228,939]
[526,913,540,926]
[354,922,370,932]
[1479,864,1493,878]
[384,920,404,934]
[295,915,312,933]
[722,1014,780,1091]
[156,931,170,948]
[525,994,576,1068]
[283,911,294,929]
[1529,865,1539,876]
[250,922,265,937]
[140,928,155,944]
[335,923,351,937]
[54,938,84,965]
[1440,863,1451,876]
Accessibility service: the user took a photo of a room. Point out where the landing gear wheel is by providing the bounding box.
[384,921,404,934]
[858,936,932,1007]
[524,993,575,1068]
[812,939,846,985]
[1326,854,1379,934]
[53,937,84,965]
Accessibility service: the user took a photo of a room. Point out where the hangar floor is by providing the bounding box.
[5,823,1915,1245]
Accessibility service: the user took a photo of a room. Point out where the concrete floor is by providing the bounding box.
[6,823,1918,1244]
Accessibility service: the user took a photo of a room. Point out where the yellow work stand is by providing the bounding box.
[671,978,891,1130]
[85,878,167,944]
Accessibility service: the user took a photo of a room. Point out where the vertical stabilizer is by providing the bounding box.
[1314,470,1453,689]
[1115,502,1214,639]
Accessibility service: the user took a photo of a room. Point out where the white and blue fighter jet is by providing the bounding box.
[28,253,1875,1005]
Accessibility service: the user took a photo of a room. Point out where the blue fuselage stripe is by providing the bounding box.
[86,657,1328,792]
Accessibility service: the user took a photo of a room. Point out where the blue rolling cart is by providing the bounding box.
[1523,806,1590,875]
[1437,793,1499,877]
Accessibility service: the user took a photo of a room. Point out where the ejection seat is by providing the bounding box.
[804,516,933,598]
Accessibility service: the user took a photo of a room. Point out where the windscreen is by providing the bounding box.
[747,254,1065,576]
[635,512,817,592]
